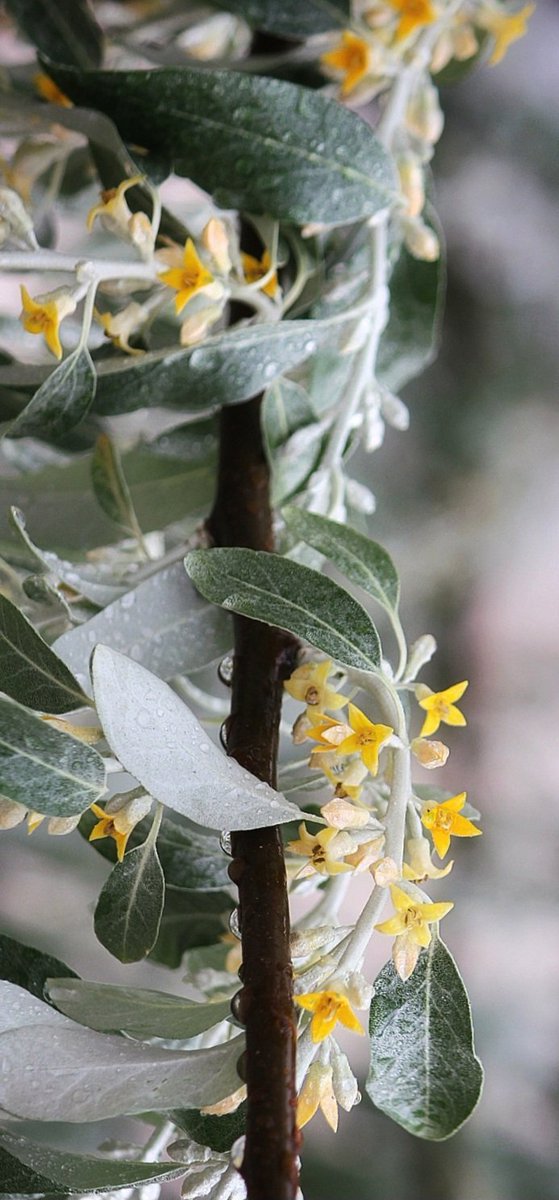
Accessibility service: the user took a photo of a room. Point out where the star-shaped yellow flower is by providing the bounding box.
[402,836,454,881]
[159,237,214,314]
[241,249,279,298]
[295,989,364,1043]
[20,285,76,359]
[284,660,348,713]
[421,792,481,859]
[389,0,437,41]
[335,703,393,776]
[376,884,453,979]
[287,823,352,877]
[87,175,147,237]
[307,713,353,751]
[479,3,534,64]
[321,31,372,97]
[297,1062,338,1131]
[89,803,130,861]
[417,680,468,737]
[88,795,152,862]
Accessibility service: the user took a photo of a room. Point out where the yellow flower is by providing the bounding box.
[421,792,481,859]
[376,884,453,978]
[297,1062,338,1131]
[320,31,373,97]
[479,3,534,65]
[295,989,364,1043]
[307,713,354,751]
[34,72,72,107]
[284,660,348,713]
[159,237,215,314]
[335,703,393,776]
[417,679,468,737]
[27,811,45,834]
[389,0,437,41]
[403,836,454,881]
[241,249,278,298]
[287,822,353,878]
[19,284,76,359]
[87,175,153,254]
[95,302,146,356]
[88,794,152,862]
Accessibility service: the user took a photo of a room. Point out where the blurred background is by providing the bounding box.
[1,3,558,1198]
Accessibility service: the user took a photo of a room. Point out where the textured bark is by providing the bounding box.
[207,397,300,1200]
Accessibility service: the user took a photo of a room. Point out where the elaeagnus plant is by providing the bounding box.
[0,1,532,1198]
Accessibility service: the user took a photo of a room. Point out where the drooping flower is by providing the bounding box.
[307,713,354,751]
[201,217,232,274]
[478,2,534,65]
[403,835,454,881]
[375,883,453,979]
[87,175,153,255]
[287,822,353,878]
[320,31,373,97]
[420,791,481,858]
[95,302,147,355]
[158,237,215,314]
[284,660,348,714]
[335,703,393,775]
[89,794,153,862]
[0,798,27,829]
[241,248,279,298]
[295,989,365,1043]
[297,1061,338,1131]
[416,679,468,737]
[388,0,437,42]
[20,284,76,359]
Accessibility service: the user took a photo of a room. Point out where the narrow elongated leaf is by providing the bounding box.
[0,1130,184,1198]
[5,0,103,68]
[218,0,349,37]
[54,562,231,683]
[0,982,244,1121]
[0,698,106,815]
[0,931,77,1000]
[8,348,97,440]
[0,593,90,712]
[10,506,126,607]
[94,839,165,963]
[47,979,232,1038]
[262,379,316,453]
[91,645,302,829]
[185,547,381,671]
[172,1103,247,1153]
[46,64,397,226]
[378,225,446,392]
[367,938,483,1139]
[91,432,145,541]
[283,508,400,615]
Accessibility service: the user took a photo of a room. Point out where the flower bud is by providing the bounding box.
[411,737,450,769]
[47,814,82,836]
[331,1043,360,1111]
[403,217,440,263]
[0,797,27,829]
[398,157,425,219]
[371,855,399,886]
[321,797,371,829]
[402,633,437,682]
[201,217,232,273]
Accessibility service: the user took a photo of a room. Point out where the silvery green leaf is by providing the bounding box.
[0,1129,184,1198]
[94,839,165,963]
[366,938,483,1139]
[218,0,349,37]
[91,432,145,543]
[262,378,316,455]
[185,548,381,672]
[172,1104,246,1154]
[0,592,90,712]
[283,507,400,616]
[271,424,324,506]
[81,808,230,889]
[46,65,397,226]
[47,979,232,1039]
[0,699,106,815]
[378,221,446,393]
[0,930,77,1000]
[150,888,233,970]
[8,348,97,440]
[147,416,218,464]
[91,646,302,830]
[0,981,244,1121]
[54,562,231,682]
[9,507,126,607]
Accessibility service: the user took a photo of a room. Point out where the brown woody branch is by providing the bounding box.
[207,398,300,1200]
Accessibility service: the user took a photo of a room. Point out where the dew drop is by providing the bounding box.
[229,907,241,939]
[219,830,232,856]
[218,655,234,685]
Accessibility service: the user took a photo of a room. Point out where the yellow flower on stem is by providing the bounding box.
[376,884,453,979]
[421,791,481,859]
[297,1062,338,1131]
[320,31,373,97]
[479,3,535,65]
[241,249,278,298]
[389,0,437,42]
[335,703,393,776]
[158,237,215,314]
[88,795,152,862]
[402,836,454,881]
[416,679,468,737]
[34,72,72,107]
[307,713,353,751]
[287,822,353,878]
[86,175,152,249]
[95,302,146,356]
[295,989,364,1043]
[19,284,76,360]
[284,660,348,713]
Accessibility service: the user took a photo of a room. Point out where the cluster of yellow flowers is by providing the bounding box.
[283,655,481,1127]
[18,175,279,360]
